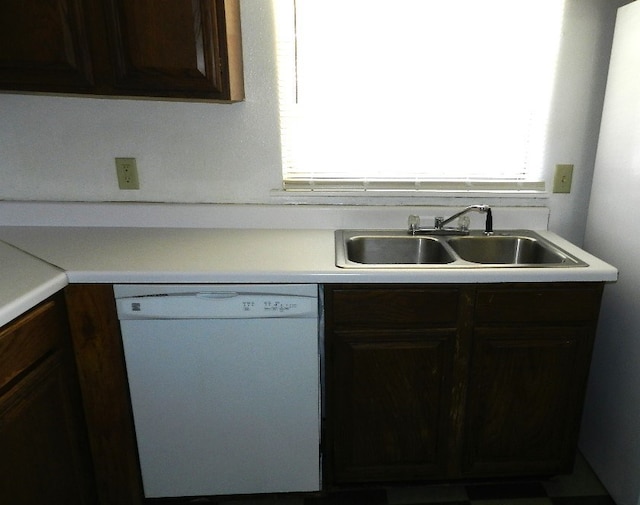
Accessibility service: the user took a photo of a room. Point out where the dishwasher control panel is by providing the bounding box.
[114,284,319,320]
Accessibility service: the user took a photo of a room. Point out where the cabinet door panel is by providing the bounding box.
[0,352,95,505]
[103,0,228,96]
[0,0,93,90]
[328,330,454,482]
[463,326,592,476]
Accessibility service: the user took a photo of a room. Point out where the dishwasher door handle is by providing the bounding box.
[195,292,240,299]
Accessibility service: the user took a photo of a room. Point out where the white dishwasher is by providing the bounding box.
[114,284,321,499]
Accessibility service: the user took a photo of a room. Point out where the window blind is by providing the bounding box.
[275,0,564,193]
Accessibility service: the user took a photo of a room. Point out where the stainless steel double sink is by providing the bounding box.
[335,230,587,269]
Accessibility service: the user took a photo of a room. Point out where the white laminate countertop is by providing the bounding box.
[0,240,67,327]
[0,226,618,327]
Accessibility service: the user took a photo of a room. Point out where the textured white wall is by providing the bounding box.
[546,0,627,243]
[0,0,628,244]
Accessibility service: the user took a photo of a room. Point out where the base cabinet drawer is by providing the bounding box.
[475,284,603,324]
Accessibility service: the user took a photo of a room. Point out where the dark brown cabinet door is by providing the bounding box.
[462,326,593,477]
[0,352,93,504]
[460,283,603,478]
[328,329,455,483]
[324,285,463,484]
[0,0,94,92]
[0,294,96,505]
[102,0,242,99]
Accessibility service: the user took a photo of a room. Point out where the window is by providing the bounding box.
[275,0,565,194]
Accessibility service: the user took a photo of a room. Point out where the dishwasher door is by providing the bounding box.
[114,284,320,499]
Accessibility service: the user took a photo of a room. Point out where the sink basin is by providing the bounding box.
[345,235,455,265]
[446,236,578,265]
[335,230,587,268]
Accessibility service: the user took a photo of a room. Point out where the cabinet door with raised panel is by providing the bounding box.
[324,285,464,484]
[462,326,593,477]
[0,352,94,505]
[328,328,456,483]
[461,283,603,477]
[0,294,96,505]
[0,0,93,92]
[101,0,243,100]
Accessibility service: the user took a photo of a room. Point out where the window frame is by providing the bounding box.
[274,0,565,202]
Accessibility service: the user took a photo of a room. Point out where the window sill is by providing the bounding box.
[270,188,550,208]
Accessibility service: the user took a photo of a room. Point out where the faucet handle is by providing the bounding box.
[408,215,420,234]
[458,215,470,232]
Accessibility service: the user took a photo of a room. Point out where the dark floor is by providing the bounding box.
[218,454,614,505]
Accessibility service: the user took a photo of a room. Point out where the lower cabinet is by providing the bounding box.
[0,293,96,505]
[325,286,464,482]
[324,283,603,485]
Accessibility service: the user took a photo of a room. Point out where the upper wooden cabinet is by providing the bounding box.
[0,0,244,101]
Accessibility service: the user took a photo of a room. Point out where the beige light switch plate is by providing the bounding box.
[553,164,573,193]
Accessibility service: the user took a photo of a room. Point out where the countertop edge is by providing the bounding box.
[65,268,618,285]
[0,272,68,327]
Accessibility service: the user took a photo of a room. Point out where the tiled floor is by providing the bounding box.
[218,453,614,505]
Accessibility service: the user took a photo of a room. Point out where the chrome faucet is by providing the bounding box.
[436,204,493,234]
[408,205,493,235]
